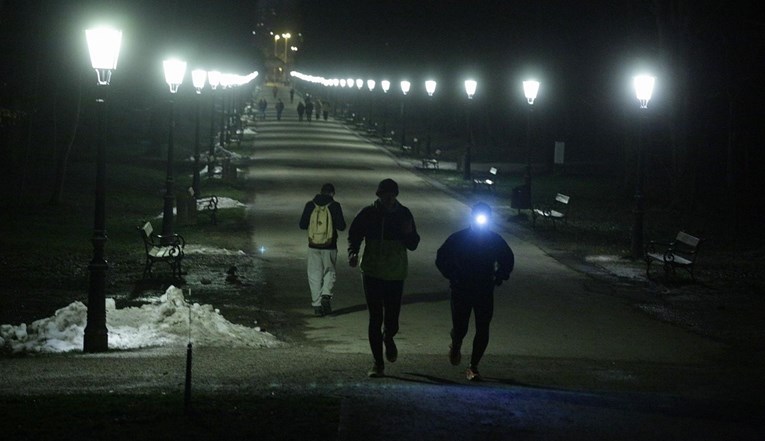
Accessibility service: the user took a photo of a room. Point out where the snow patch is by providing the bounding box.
[0,286,281,354]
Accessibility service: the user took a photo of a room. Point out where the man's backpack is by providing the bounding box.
[308,202,334,246]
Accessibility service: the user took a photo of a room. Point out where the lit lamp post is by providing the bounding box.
[367,79,376,125]
[399,80,410,147]
[522,80,540,205]
[207,70,221,159]
[83,26,122,353]
[161,58,187,244]
[191,69,206,198]
[631,74,655,259]
[425,79,437,156]
[282,33,291,63]
[463,79,477,180]
[381,80,390,135]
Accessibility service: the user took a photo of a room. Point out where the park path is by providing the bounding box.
[245,85,724,367]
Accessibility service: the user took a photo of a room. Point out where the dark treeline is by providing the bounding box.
[1,0,763,243]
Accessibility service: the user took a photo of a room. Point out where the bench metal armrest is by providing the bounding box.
[154,233,185,248]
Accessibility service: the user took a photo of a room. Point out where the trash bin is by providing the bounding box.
[511,185,531,210]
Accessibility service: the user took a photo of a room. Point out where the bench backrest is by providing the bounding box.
[555,193,570,205]
[489,167,498,176]
[673,231,701,260]
[138,222,155,252]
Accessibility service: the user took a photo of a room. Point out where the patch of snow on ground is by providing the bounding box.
[0,286,281,354]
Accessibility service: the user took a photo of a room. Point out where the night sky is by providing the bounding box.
[1,0,763,158]
[1,1,760,98]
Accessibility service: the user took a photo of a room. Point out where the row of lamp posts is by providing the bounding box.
[83,26,257,352]
[294,70,655,260]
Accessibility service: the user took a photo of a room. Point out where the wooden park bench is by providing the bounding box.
[644,231,703,281]
[196,195,219,225]
[137,221,185,279]
[420,158,439,169]
[532,193,571,228]
[472,167,498,191]
[381,130,395,145]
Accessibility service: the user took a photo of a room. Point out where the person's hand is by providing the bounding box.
[348,253,359,268]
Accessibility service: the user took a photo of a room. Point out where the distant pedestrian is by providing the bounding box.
[435,202,514,381]
[300,183,346,316]
[258,98,267,120]
[297,101,305,121]
[290,88,295,103]
[348,179,420,378]
[322,101,330,120]
[315,100,322,121]
[275,99,285,121]
[305,98,314,122]
[272,86,278,98]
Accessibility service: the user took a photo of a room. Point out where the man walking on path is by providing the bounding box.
[299,183,346,316]
[348,179,420,378]
[435,202,514,381]
[297,101,305,121]
[275,99,285,121]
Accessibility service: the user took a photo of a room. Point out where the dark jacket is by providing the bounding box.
[348,200,420,280]
[436,227,514,290]
[299,194,346,249]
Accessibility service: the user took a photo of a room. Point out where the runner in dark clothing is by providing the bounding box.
[348,179,420,378]
[435,202,514,381]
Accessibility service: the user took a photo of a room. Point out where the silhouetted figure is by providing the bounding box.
[299,183,346,317]
[348,179,420,378]
[275,99,285,121]
[435,202,514,382]
[297,101,305,121]
[305,98,314,122]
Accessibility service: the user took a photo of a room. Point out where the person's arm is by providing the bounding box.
[435,237,455,280]
[494,236,515,282]
[299,202,313,230]
[332,202,347,231]
[347,208,368,256]
[401,209,420,251]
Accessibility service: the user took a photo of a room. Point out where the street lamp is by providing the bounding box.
[522,80,540,206]
[207,70,221,159]
[367,80,376,125]
[631,74,655,259]
[83,26,122,353]
[399,80,410,147]
[380,80,391,134]
[161,58,187,244]
[463,79,477,180]
[191,69,206,198]
[282,33,291,63]
[425,80,437,156]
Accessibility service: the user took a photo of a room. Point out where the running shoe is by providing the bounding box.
[466,366,482,382]
[367,363,385,378]
[320,295,332,314]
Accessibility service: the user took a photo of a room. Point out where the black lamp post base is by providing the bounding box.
[83,327,108,352]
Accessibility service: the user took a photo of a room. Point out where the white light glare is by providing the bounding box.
[163,58,187,94]
[85,27,122,85]
[523,80,540,104]
[634,75,655,109]
[475,214,488,225]
[464,80,477,99]
[425,80,437,96]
